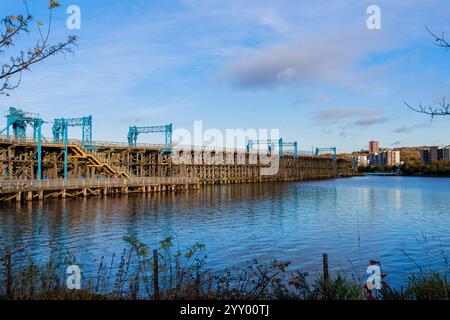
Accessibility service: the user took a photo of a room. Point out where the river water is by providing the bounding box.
[1,176,450,287]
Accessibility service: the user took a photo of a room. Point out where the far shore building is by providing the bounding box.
[352,141,402,168]
[369,140,379,154]
[351,154,369,168]
[368,149,401,166]
[420,146,450,164]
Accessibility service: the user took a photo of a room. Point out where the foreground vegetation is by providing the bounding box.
[0,236,449,300]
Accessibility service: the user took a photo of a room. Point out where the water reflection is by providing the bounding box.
[1,176,450,286]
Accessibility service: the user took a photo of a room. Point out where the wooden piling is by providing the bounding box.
[5,250,12,298]
[323,253,329,298]
[153,249,159,300]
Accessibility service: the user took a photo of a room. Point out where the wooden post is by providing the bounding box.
[207,275,212,300]
[323,253,329,299]
[153,249,159,300]
[5,250,12,298]
[196,265,200,298]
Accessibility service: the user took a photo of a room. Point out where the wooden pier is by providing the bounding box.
[0,137,356,203]
[0,177,201,202]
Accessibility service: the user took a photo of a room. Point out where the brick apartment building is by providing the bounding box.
[351,141,401,168]
[420,146,450,164]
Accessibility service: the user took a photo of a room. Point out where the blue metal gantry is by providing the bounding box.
[247,138,298,159]
[315,147,337,161]
[0,107,44,179]
[127,124,173,154]
[280,140,298,160]
[246,139,279,154]
[52,115,93,179]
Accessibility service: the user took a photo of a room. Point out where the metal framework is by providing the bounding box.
[53,116,92,147]
[0,107,44,179]
[247,139,298,159]
[127,124,173,154]
[247,139,280,154]
[52,116,93,179]
[315,147,337,161]
[280,140,298,160]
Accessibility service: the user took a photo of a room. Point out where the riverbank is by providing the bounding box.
[357,162,450,178]
[360,172,450,178]
[1,237,449,300]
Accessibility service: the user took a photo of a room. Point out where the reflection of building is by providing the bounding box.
[420,146,450,164]
[369,140,379,154]
[351,154,368,167]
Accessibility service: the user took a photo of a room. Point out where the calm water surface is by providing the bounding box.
[1,176,450,286]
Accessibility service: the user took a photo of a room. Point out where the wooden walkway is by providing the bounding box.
[0,177,201,202]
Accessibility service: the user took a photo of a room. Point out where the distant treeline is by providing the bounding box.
[358,159,450,177]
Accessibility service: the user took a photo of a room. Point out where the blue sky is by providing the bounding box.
[1,0,450,152]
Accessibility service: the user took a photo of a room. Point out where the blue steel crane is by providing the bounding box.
[247,139,280,154]
[1,107,43,141]
[52,115,93,179]
[0,107,44,179]
[247,138,298,159]
[52,115,92,147]
[280,140,298,160]
[127,124,173,155]
[315,147,337,161]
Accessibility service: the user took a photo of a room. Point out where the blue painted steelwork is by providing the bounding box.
[280,140,298,160]
[246,139,280,155]
[247,139,298,159]
[52,116,93,179]
[315,147,337,161]
[1,107,44,179]
[52,116,92,147]
[127,124,173,154]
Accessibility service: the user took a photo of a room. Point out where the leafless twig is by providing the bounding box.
[404,98,450,117]
[425,26,450,48]
[0,0,78,96]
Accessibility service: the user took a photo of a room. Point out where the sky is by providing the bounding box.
[1,0,450,152]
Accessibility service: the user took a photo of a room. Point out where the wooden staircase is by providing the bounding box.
[68,144,130,178]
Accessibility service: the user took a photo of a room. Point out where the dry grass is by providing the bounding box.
[0,236,448,300]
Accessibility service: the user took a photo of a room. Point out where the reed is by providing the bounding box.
[0,237,448,300]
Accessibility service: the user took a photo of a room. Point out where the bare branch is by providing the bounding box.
[0,0,77,96]
[425,26,450,48]
[405,28,450,117]
[404,98,450,117]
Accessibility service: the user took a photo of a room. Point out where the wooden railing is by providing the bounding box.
[0,135,59,146]
[0,177,200,193]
